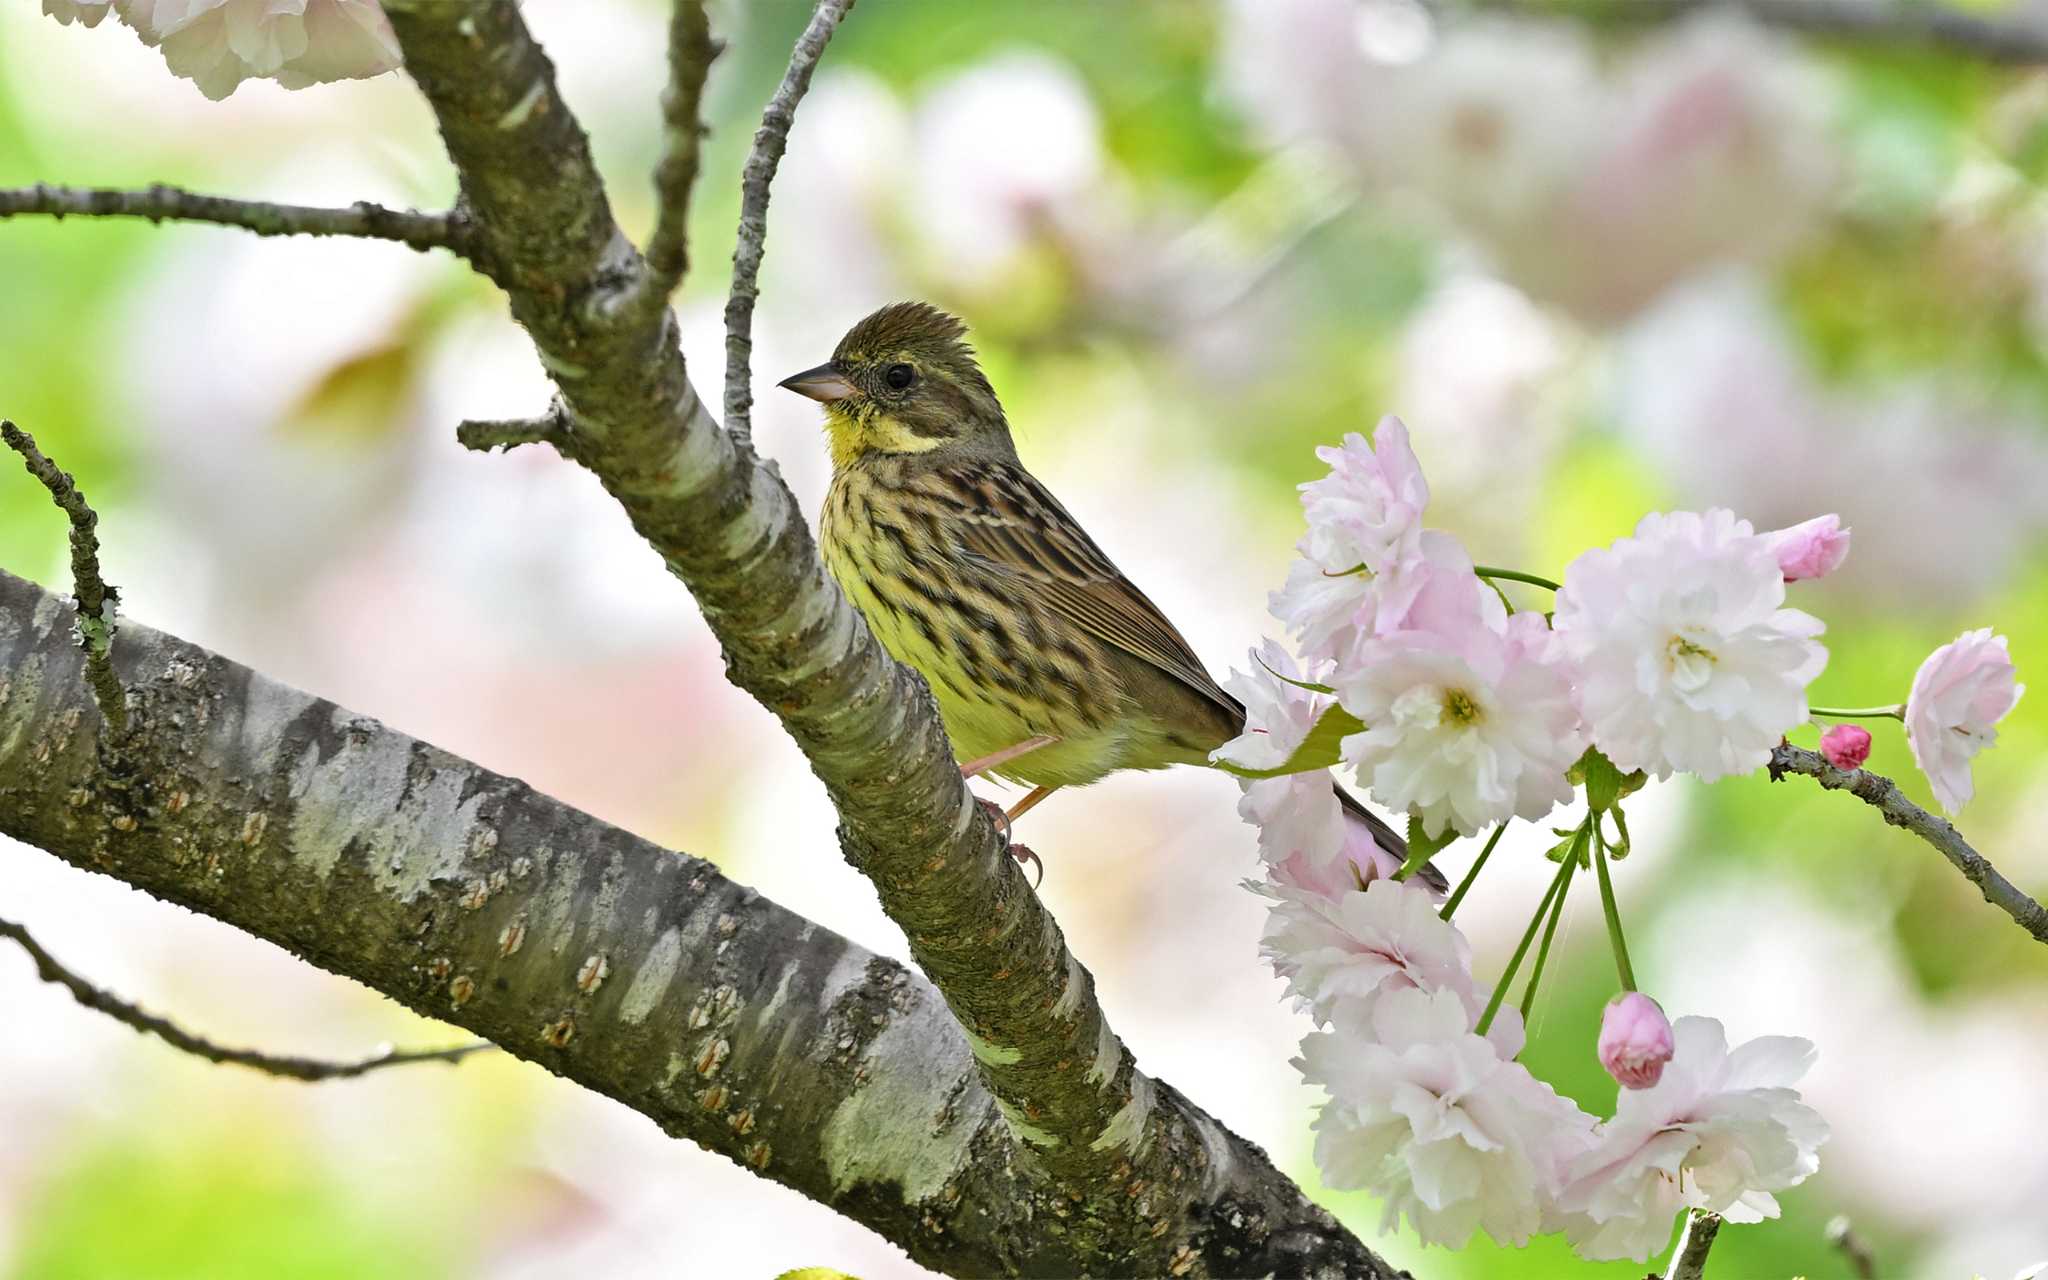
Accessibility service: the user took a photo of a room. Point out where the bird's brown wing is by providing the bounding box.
[935,460,1238,718]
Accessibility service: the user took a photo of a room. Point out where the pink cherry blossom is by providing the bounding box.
[1557,1016,1826,1262]
[1555,509,1826,782]
[1764,514,1851,582]
[1598,993,1675,1090]
[1906,629,2024,814]
[1265,810,1406,901]
[1274,417,1433,661]
[1818,723,1872,772]
[44,0,399,100]
[1302,987,1598,1248]
[1261,879,1475,1029]
[1338,609,1585,839]
[1214,642,1352,878]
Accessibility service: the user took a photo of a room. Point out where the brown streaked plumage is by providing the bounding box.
[783,301,1434,887]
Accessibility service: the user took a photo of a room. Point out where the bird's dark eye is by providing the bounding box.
[883,363,916,391]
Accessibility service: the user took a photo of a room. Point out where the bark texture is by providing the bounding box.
[0,569,1398,1279]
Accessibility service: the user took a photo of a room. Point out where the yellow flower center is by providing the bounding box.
[1666,634,1718,694]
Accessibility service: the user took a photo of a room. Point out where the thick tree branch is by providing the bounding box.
[4,422,125,737]
[723,0,857,448]
[638,0,718,308]
[1458,0,2048,65]
[0,915,493,1080]
[1769,744,2048,945]
[0,183,468,254]
[0,569,1395,1278]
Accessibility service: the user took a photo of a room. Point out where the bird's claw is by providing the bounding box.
[1011,842,1044,889]
[974,797,1042,887]
[975,797,1012,850]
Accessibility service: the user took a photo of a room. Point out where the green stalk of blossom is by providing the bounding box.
[1518,849,1577,1022]
[1473,565,1563,592]
[1592,819,1637,992]
[1477,824,1585,1037]
[1440,822,1508,922]
[1808,704,1906,721]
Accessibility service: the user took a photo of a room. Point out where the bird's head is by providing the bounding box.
[779,301,1009,469]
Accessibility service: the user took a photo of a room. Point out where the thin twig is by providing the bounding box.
[456,403,571,454]
[1770,744,2048,946]
[1457,0,2048,65]
[1826,1215,1879,1280]
[723,0,857,448]
[2,422,125,736]
[640,0,719,307]
[1663,1210,1723,1280]
[0,183,467,254]
[0,916,494,1081]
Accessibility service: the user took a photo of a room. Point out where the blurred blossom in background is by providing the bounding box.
[2,0,2046,1277]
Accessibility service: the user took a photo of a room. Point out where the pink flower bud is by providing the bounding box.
[1819,723,1872,771]
[1764,514,1851,583]
[1599,992,1675,1090]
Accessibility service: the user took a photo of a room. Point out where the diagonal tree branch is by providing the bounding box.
[358,1,1390,1270]
[0,915,494,1081]
[723,0,858,448]
[1770,743,2048,945]
[0,183,469,254]
[0,568,1395,1277]
[1456,0,2048,65]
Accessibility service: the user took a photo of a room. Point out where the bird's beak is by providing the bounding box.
[778,363,858,404]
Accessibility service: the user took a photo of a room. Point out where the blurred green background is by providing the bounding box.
[3,1,2045,1277]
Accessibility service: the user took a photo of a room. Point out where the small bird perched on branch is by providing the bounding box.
[783,301,1435,889]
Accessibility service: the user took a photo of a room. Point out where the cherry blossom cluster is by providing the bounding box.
[1215,416,2022,1261]
[41,0,397,99]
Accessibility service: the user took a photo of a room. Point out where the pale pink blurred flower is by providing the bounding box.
[1519,14,1838,323]
[1221,3,1840,325]
[1765,514,1851,582]
[1598,993,1676,1090]
[1556,509,1826,782]
[49,0,399,99]
[1262,879,1473,1028]
[910,53,1107,287]
[1302,986,1597,1248]
[1557,1016,1826,1262]
[1337,610,1585,839]
[42,0,113,26]
[1615,274,2048,606]
[1818,723,1872,772]
[1906,629,2025,814]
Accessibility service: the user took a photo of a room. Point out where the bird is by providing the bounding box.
[780,301,1438,890]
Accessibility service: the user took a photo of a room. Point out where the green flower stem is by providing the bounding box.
[1440,823,1507,922]
[1591,820,1637,992]
[1809,704,1906,721]
[1476,827,1583,1037]
[1519,851,1576,1021]
[1474,565,1562,592]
